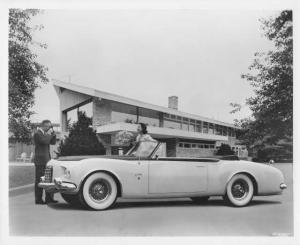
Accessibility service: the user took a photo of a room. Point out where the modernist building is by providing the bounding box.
[54,79,241,157]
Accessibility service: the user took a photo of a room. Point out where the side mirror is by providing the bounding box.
[155,155,159,160]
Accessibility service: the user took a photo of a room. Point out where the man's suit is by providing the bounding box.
[33,129,56,202]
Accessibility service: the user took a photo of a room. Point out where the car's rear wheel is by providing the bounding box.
[225,174,254,207]
[61,193,82,207]
[191,196,210,204]
[81,172,117,210]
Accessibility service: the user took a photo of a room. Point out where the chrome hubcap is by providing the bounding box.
[89,179,111,202]
[231,179,249,199]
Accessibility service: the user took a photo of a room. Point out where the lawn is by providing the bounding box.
[9,165,35,188]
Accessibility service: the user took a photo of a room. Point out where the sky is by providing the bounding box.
[29,9,278,124]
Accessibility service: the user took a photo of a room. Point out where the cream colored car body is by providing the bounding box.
[46,149,285,199]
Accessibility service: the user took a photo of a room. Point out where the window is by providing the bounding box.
[195,124,202,133]
[111,101,137,115]
[182,123,189,131]
[79,102,93,117]
[208,123,214,134]
[232,129,236,137]
[111,111,137,123]
[203,122,208,133]
[216,125,222,135]
[228,128,232,137]
[222,126,227,136]
[189,120,196,132]
[67,109,78,125]
[164,120,181,130]
[139,116,159,127]
[189,124,195,132]
[178,141,217,150]
[231,128,236,137]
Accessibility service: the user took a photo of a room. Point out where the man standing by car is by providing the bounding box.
[33,120,58,204]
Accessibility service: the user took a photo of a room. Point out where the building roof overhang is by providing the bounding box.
[53,79,238,129]
[96,122,229,141]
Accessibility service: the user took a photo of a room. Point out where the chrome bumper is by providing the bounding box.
[38,177,77,192]
[280,183,287,190]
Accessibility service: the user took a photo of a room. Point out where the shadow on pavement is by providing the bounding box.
[47,198,282,211]
[113,199,282,209]
[47,202,88,211]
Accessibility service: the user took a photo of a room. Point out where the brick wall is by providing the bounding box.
[92,98,112,126]
[176,148,215,157]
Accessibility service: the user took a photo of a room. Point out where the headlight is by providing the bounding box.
[61,166,71,179]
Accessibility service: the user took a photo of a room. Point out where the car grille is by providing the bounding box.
[44,166,53,183]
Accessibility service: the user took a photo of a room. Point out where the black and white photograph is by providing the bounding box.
[1,0,298,243]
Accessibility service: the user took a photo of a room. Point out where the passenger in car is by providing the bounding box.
[136,123,156,142]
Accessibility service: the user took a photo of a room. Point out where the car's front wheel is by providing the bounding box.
[81,172,118,210]
[225,174,254,207]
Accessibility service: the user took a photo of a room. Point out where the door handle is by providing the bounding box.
[135,173,142,180]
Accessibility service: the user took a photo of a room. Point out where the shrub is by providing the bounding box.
[216,144,235,156]
[56,111,105,156]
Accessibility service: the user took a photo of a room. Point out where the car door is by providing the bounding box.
[148,159,208,194]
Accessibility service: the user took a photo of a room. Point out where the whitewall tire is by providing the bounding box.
[225,174,254,207]
[81,172,117,210]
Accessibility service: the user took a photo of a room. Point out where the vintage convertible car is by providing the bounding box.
[39,141,287,210]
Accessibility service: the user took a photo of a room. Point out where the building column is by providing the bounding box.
[61,111,68,133]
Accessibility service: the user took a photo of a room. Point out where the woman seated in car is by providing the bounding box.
[136,123,156,142]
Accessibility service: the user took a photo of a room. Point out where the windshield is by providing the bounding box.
[126,141,158,158]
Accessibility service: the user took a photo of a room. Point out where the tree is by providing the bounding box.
[238,11,292,149]
[56,112,106,156]
[9,9,48,143]
[216,144,234,156]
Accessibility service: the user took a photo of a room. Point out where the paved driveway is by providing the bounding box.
[9,163,293,236]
